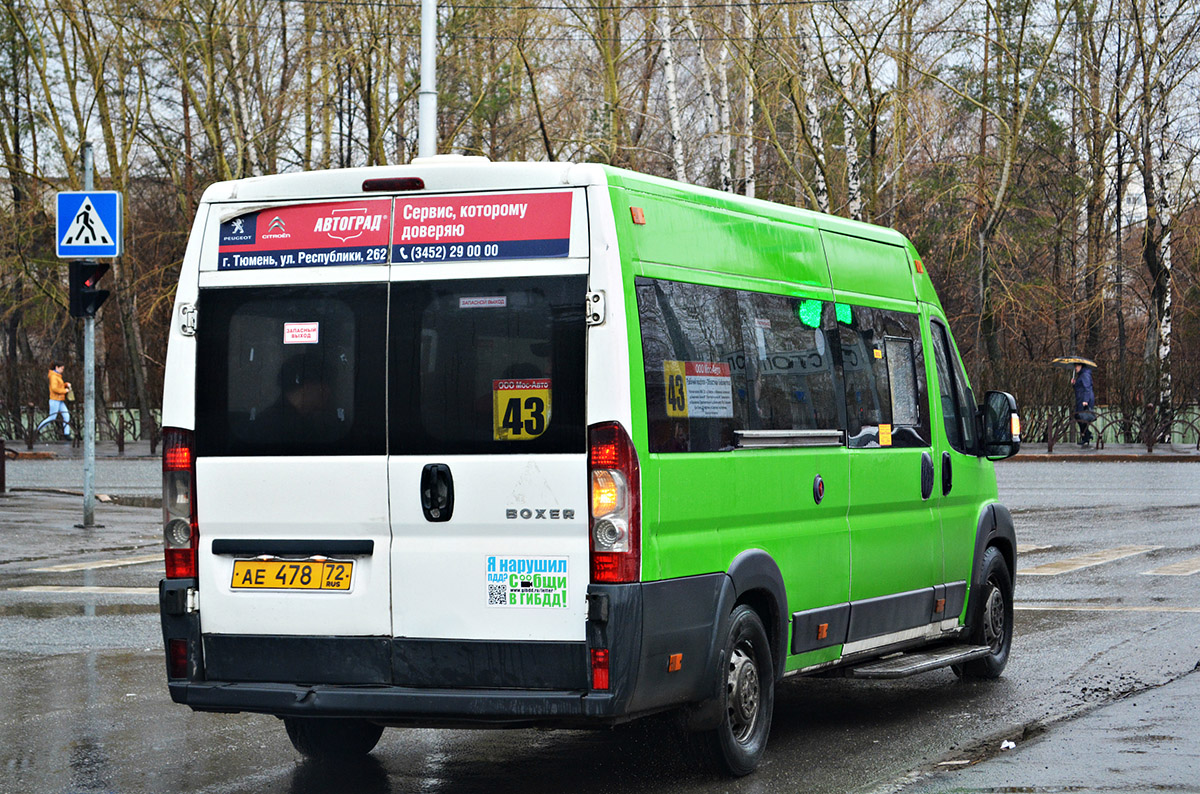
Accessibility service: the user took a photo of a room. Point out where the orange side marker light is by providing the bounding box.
[817,623,829,641]
[630,207,646,225]
[668,653,682,673]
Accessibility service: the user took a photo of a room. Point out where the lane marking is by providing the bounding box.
[5,586,157,595]
[1015,603,1200,614]
[1141,556,1200,576]
[31,554,162,573]
[1017,544,1053,554]
[1019,545,1161,576]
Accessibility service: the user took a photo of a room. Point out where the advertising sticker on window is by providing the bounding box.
[486,555,568,608]
[663,361,734,419]
[217,199,392,271]
[493,378,552,441]
[393,192,573,263]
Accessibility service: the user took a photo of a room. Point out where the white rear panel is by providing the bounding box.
[197,457,391,635]
[389,455,588,640]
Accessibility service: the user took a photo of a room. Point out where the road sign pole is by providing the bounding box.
[82,141,96,528]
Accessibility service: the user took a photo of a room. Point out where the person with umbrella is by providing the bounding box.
[1051,357,1097,446]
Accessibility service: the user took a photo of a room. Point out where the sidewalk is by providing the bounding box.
[900,668,1200,792]
[2,440,161,502]
[1011,441,1200,461]
[4,438,159,460]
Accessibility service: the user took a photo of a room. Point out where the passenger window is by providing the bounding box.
[740,292,840,433]
[836,305,929,448]
[931,320,977,454]
[636,278,841,453]
[195,284,388,457]
[636,279,748,453]
[389,276,586,455]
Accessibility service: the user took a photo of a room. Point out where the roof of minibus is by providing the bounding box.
[197,157,936,305]
[198,158,907,246]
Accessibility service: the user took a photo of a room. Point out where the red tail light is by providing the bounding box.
[168,638,188,678]
[590,648,611,690]
[588,422,640,583]
[162,428,198,579]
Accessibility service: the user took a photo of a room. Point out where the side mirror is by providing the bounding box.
[979,390,1020,460]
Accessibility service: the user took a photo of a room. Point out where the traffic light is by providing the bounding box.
[69,260,110,318]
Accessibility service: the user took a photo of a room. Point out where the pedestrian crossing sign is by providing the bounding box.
[56,191,123,258]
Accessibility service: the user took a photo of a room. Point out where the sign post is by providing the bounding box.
[56,142,122,528]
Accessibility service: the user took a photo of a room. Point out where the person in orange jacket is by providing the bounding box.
[35,362,72,440]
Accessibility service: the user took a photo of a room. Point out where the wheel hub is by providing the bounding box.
[982,580,1006,652]
[727,644,760,741]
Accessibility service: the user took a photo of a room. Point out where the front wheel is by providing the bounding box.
[283,717,384,759]
[697,604,775,776]
[957,545,1014,679]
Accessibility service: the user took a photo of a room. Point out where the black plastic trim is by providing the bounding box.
[847,587,935,642]
[726,549,788,678]
[170,681,609,726]
[626,573,724,714]
[392,639,586,689]
[791,603,851,654]
[159,578,204,685]
[210,539,374,556]
[944,580,967,620]
[204,635,392,685]
[972,503,1016,593]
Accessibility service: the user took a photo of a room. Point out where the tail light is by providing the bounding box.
[167,638,189,679]
[590,648,611,690]
[162,427,198,579]
[588,422,640,583]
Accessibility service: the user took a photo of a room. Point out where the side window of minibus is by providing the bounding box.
[636,278,749,453]
[836,305,929,448]
[739,291,841,433]
[930,319,977,454]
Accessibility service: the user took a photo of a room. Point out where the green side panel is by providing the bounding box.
[847,448,942,601]
[785,645,843,673]
[906,240,943,308]
[644,447,851,613]
[820,230,915,305]
[920,304,999,623]
[606,186,831,292]
[922,305,999,598]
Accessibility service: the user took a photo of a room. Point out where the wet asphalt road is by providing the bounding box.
[1,459,1198,793]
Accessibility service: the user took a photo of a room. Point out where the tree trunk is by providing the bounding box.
[658,5,687,181]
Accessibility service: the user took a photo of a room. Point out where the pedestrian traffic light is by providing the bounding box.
[69,260,110,318]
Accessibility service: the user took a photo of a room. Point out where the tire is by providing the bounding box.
[958,545,1014,679]
[697,604,775,776]
[283,717,384,759]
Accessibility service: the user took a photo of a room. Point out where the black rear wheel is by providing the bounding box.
[283,717,384,759]
[958,545,1013,679]
[698,604,775,776]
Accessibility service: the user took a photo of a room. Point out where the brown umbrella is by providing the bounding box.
[1050,356,1098,369]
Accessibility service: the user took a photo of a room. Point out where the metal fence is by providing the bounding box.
[1,404,161,453]
[1019,403,1200,452]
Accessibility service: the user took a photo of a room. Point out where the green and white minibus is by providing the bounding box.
[159,157,1021,775]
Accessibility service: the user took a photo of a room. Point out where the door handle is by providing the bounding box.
[420,463,454,522]
[941,452,953,496]
[920,452,934,500]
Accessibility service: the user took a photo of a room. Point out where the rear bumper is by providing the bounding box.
[161,572,730,727]
[169,681,616,727]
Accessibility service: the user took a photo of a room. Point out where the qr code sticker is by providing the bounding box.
[488,583,508,606]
